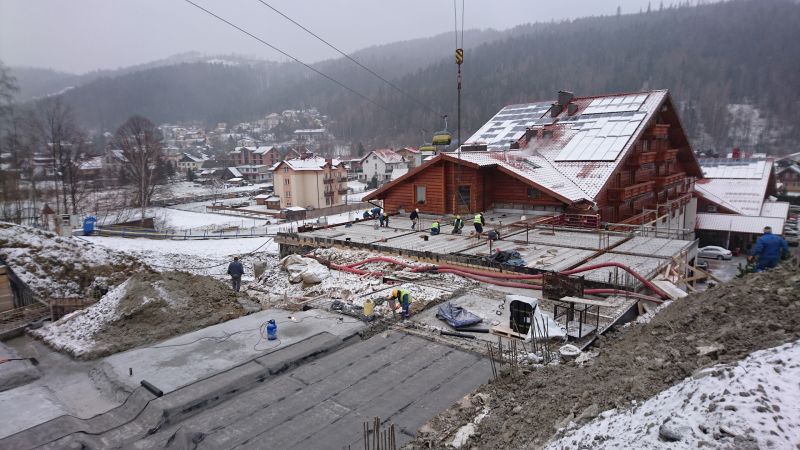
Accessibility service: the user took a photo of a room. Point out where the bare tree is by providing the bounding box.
[36,97,85,214]
[115,115,163,224]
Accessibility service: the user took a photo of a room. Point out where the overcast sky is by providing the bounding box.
[2,0,692,74]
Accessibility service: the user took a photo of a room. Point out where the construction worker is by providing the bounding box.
[749,226,789,272]
[452,215,464,234]
[410,208,420,230]
[430,219,441,235]
[381,210,390,228]
[379,209,386,227]
[473,212,484,234]
[387,288,412,318]
[226,256,244,292]
[363,209,371,220]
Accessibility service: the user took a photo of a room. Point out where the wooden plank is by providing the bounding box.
[558,296,617,308]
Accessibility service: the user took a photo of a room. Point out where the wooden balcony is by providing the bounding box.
[337,188,349,195]
[626,151,657,167]
[607,180,655,203]
[654,172,685,188]
[656,148,679,162]
[634,167,656,183]
[323,178,335,184]
[653,123,670,139]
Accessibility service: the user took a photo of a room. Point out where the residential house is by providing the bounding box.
[776,158,800,194]
[232,146,281,167]
[237,165,272,183]
[365,90,703,231]
[396,147,422,168]
[177,153,208,172]
[360,149,407,184]
[272,156,348,209]
[293,128,328,141]
[694,158,788,250]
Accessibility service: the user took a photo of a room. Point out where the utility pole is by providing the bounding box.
[456,48,463,151]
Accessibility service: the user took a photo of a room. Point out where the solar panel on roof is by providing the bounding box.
[582,94,648,115]
[554,109,646,162]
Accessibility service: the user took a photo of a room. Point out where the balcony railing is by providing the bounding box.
[655,148,679,162]
[653,123,670,139]
[626,151,657,167]
[323,178,334,184]
[607,180,655,202]
[654,172,685,188]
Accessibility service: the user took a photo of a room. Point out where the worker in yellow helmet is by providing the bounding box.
[387,288,412,319]
[452,215,464,234]
[473,213,484,233]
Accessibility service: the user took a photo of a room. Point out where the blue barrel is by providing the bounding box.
[83,216,97,236]
[266,319,277,340]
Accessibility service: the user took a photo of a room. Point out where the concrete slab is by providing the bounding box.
[458,239,596,271]
[96,308,365,395]
[513,227,627,250]
[382,231,481,253]
[612,236,695,259]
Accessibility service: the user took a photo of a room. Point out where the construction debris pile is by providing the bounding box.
[32,271,245,359]
[254,248,475,314]
[0,222,143,298]
[408,264,800,449]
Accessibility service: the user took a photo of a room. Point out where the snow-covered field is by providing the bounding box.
[547,339,800,449]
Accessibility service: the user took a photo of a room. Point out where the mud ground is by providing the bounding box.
[407,263,800,449]
[88,271,245,358]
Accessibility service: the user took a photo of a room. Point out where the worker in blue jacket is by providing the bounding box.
[748,226,789,272]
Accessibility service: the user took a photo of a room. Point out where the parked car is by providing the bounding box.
[697,246,733,260]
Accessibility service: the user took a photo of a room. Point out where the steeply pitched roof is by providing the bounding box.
[368,90,701,205]
[273,156,343,171]
[362,149,404,165]
[461,90,700,200]
[694,158,775,216]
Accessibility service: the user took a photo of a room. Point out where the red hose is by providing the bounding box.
[560,263,670,299]
[435,268,543,290]
[315,255,669,299]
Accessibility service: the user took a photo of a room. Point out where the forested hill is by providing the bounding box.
[23,0,800,154]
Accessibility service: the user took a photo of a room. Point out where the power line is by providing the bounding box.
[183,0,391,114]
[253,0,436,114]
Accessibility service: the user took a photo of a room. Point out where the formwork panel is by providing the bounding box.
[575,252,667,288]
[510,228,628,250]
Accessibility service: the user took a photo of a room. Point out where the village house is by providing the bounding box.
[776,156,800,194]
[236,164,272,183]
[231,146,281,167]
[365,90,703,230]
[176,153,208,172]
[360,149,407,184]
[694,157,788,250]
[396,147,422,168]
[271,156,348,209]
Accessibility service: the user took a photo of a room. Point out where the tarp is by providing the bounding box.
[280,255,330,284]
[489,250,526,267]
[436,302,483,328]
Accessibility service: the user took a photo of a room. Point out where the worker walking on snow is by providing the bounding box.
[387,288,412,319]
[749,226,789,272]
[452,215,464,234]
[227,256,245,292]
[473,212,484,234]
[410,208,419,230]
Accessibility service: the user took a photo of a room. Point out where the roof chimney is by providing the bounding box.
[557,90,574,106]
[549,102,562,118]
[567,103,579,116]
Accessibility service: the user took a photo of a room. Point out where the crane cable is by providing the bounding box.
[183,0,393,115]
[453,0,468,212]
[252,0,437,115]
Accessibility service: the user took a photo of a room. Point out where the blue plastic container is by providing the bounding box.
[266,319,277,340]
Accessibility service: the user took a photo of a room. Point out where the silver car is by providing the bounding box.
[697,245,733,260]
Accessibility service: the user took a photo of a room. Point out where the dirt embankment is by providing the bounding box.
[89,271,245,358]
[408,264,800,449]
[0,222,144,298]
[34,271,245,359]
